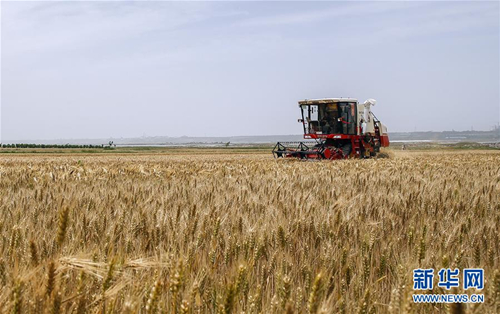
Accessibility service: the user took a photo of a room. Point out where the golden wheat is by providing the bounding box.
[0,150,498,312]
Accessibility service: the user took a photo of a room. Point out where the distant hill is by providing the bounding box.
[389,129,499,143]
[3,130,499,146]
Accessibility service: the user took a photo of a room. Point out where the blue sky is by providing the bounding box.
[1,1,499,140]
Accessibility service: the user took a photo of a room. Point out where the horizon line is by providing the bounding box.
[1,128,499,143]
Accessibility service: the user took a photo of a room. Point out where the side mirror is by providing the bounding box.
[298,119,304,123]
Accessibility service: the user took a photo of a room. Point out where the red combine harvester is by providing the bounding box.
[273,98,389,160]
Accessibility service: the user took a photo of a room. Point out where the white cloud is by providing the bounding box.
[1,1,242,56]
[238,2,425,27]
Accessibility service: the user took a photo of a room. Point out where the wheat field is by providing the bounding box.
[0,150,498,313]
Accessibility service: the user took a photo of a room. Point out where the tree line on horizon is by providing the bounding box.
[0,143,109,149]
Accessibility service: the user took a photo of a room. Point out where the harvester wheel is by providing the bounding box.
[341,143,352,158]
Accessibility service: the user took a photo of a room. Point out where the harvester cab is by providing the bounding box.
[273,98,389,160]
